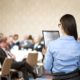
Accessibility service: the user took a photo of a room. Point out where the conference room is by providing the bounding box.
[0,0,80,80]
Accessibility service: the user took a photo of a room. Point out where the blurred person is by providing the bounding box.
[13,34,19,43]
[44,14,80,80]
[13,34,21,50]
[20,34,29,48]
[33,36,44,62]
[0,36,37,80]
[21,34,34,50]
[33,35,44,52]
[27,34,34,48]
[7,35,14,49]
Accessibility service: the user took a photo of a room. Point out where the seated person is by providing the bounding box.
[21,35,34,49]
[0,37,37,80]
[44,14,80,80]
[33,36,44,52]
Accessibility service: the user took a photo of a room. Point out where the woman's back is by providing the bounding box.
[44,14,80,80]
[49,36,80,73]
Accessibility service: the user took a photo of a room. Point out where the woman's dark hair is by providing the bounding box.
[27,35,33,40]
[60,14,78,40]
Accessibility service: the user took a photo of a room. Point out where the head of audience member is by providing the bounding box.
[23,34,29,40]
[27,35,33,39]
[33,35,41,44]
[7,35,14,49]
[13,34,19,42]
[27,35,34,43]
[58,14,78,40]
[0,37,8,49]
[7,35,14,44]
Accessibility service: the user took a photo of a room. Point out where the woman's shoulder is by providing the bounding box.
[48,38,60,49]
[49,38,61,45]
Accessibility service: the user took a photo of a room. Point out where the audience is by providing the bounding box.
[0,36,37,80]
[0,33,45,79]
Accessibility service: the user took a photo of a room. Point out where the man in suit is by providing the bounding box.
[0,37,37,80]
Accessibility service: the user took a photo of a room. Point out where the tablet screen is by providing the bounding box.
[42,30,60,47]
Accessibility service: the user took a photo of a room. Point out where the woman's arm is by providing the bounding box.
[43,44,53,72]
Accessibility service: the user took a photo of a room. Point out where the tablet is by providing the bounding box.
[42,30,60,47]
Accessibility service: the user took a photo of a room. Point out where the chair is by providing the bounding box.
[26,52,38,78]
[27,53,38,67]
[0,58,13,80]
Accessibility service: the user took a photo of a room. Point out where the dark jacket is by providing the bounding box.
[0,48,7,65]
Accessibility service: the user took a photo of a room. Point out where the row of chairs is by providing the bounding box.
[0,52,43,80]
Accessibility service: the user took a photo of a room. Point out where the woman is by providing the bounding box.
[44,14,80,80]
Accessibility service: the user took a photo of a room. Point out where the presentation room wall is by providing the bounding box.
[0,0,80,38]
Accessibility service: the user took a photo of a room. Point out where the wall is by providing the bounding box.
[0,0,80,38]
